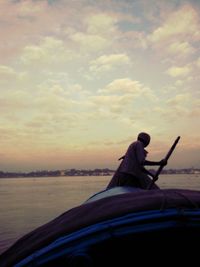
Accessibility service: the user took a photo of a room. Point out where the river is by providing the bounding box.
[0,174,199,254]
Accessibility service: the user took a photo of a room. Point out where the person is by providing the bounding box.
[106,132,167,190]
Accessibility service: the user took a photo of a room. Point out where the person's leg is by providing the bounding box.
[140,175,160,190]
[119,173,140,187]
[106,170,122,189]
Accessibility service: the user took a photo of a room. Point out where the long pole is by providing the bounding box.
[148,136,181,190]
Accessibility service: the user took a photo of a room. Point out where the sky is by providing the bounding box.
[0,0,199,172]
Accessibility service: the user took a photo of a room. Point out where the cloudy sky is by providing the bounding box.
[0,0,199,171]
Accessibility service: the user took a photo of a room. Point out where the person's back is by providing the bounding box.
[119,140,146,178]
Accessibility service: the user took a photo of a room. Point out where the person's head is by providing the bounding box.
[137,132,151,147]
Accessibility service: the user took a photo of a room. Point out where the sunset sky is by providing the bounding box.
[0,0,199,172]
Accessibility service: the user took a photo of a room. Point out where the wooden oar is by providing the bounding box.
[148,136,181,190]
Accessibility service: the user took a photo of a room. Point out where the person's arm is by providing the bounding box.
[142,167,155,178]
[144,159,167,166]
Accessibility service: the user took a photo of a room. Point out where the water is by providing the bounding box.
[0,174,200,254]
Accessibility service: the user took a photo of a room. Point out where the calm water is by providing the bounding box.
[0,174,200,254]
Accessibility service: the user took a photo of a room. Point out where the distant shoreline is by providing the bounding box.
[0,168,199,178]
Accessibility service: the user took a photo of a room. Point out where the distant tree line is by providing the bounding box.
[0,170,61,178]
[0,168,199,178]
[0,168,114,178]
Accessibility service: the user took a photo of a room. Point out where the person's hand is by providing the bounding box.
[151,174,159,181]
[160,159,167,166]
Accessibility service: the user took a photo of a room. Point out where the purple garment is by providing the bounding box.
[119,140,146,177]
[107,140,159,190]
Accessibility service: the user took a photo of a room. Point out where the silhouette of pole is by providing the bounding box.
[148,136,181,190]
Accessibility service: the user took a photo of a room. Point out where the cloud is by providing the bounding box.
[166,65,191,78]
[16,0,46,18]
[189,99,200,117]
[88,78,157,117]
[121,31,148,49]
[89,53,130,72]
[154,93,198,124]
[0,0,95,62]
[0,89,31,112]
[85,13,118,35]
[99,78,144,94]
[0,65,17,79]
[0,0,51,62]
[20,36,76,66]
[197,57,200,68]
[149,5,200,43]
[147,3,200,66]
[69,13,118,52]
[0,0,199,170]
[70,32,109,51]
[167,41,195,56]
[166,93,190,106]
[99,78,157,101]
[89,94,132,115]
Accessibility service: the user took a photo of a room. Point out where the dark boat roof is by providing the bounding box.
[0,187,200,266]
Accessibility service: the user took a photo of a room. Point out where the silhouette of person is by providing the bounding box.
[106,132,167,190]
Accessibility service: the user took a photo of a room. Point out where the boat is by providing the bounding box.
[0,185,200,266]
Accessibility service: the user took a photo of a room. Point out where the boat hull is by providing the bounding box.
[1,187,200,266]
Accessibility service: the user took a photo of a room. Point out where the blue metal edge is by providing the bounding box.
[15,208,200,266]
